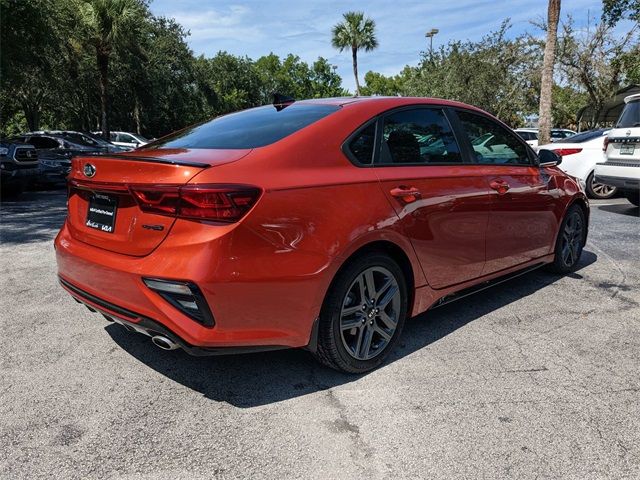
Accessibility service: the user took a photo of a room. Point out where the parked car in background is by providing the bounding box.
[595,93,640,207]
[0,140,39,197]
[57,96,589,373]
[92,131,149,150]
[11,132,109,188]
[538,129,614,199]
[515,128,578,149]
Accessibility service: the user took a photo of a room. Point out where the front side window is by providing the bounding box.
[380,108,462,165]
[146,104,340,150]
[457,111,531,165]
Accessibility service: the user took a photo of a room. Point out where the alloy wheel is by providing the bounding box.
[339,266,401,361]
[560,211,584,267]
[590,176,616,199]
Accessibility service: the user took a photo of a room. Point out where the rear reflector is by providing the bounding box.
[130,184,261,223]
[552,148,583,157]
[142,277,215,327]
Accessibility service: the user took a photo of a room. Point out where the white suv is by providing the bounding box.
[595,93,640,206]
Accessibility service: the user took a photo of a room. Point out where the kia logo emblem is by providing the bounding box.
[83,163,96,178]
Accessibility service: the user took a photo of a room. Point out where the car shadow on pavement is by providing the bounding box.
[1,190,68,245]
[106,251,597,408]
[597,203,640,218]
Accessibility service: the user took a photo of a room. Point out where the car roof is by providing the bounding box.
[295,96,488,111]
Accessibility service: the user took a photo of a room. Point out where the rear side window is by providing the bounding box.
[348,123,376,164]
[380,108,462,164]
[148,104,340,150]
[516,131,537,141]
[457,111,531,165]
[617,100,640,128]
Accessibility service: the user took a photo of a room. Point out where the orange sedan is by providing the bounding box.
[56,96,589,372]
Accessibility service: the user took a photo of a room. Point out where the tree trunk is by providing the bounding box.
[352,46,360,96]
[538,0,561,146]
[133,95,141,135]
[97,49,110,140]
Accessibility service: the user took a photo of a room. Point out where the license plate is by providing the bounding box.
[620,144,635,155]
[86,193,117,233]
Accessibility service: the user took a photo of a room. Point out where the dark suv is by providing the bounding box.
[0,140,39,197]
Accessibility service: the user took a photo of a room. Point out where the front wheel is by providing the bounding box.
[547,204,587,274]
[314,253,408,373]
[585,172,617,199]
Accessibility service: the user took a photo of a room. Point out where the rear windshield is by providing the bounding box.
[563,129,607,143]
[146,104,340,150]
[617,100,640,128]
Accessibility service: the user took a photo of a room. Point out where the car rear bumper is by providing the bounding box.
[594,163,640,192]
[55,219,326,351]
[59,276,288,356]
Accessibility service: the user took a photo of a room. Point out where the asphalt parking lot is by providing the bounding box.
[1,190,639,479]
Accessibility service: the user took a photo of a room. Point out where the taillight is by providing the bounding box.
[552,148,582,157]
[130,184,261,223]
[603,136,609,152]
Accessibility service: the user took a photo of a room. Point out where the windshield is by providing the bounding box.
[617,100,640,128]
[146,104,340,150]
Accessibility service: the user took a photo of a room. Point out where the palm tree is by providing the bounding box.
[80,0,139,139]
[538,0,561,145]
[331,11,378,96]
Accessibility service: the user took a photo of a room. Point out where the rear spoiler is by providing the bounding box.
[90,153,210,168]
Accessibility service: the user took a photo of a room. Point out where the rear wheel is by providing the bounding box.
[547,204,586,273]
[623,190,640,207]
[314,253,408,373]
[585,172,617,199]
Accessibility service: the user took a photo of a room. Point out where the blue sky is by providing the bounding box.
[149,0,615,92]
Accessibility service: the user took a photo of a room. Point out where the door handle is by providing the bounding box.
[390,186,421,203]
[489,179,510,195]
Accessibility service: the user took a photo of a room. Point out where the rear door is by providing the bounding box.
[454,109,558,274]
[369,106,491,289]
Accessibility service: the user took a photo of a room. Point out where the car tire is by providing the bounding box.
[623,190,640,207]
[585,172,617,199]
[547,204,587,274]
[314,252,408,373]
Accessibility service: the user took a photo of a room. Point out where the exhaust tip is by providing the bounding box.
[151,335,179,351]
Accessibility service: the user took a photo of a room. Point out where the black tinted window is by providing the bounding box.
[380,108,461,164]
[617,100,640,128]
[458,111,530,165]
[148,104,340,150]
[28,136,60,149]
[564,129,607,143]
[348,123,375,164]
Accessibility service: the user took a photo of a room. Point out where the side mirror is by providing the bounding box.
[538,149,562,167]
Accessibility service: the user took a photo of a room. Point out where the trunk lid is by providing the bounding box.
[66,149,250,256]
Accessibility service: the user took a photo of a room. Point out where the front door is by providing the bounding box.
[454,109,558,275]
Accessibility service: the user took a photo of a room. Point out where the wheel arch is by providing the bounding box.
[306,239,418,352]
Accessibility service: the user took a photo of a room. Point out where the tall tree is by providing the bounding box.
[538,0,561,145]
[79,0,140,139]
[331,11,378,96]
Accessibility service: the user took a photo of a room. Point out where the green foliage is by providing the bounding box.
[365,22,541,126]
[0,0,346,138]
[602,0,640,25]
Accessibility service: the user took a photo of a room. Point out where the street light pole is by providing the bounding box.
[425,28,439,62]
